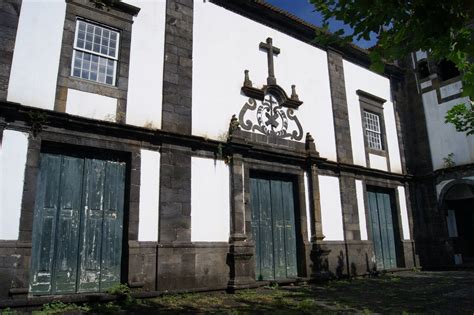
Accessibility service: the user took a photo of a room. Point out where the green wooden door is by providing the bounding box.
[367,190,397,270]
[30,154,125,295]
[251,177,298,280]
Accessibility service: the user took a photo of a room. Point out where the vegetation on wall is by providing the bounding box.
[309,0,474,135]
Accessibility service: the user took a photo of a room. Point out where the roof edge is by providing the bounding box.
[209,0,404,78]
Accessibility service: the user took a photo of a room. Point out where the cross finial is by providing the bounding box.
[259,37,280,85]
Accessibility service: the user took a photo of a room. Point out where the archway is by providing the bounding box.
[439,180,474,265]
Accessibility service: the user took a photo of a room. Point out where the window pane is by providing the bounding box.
[98,71,105,83]
[364,110,383,150]
[73,68,81,77]
[73,21,118,85]
[78,21,86,31]
[81,70,89,79]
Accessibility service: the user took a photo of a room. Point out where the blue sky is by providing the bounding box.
[265,0,377,49]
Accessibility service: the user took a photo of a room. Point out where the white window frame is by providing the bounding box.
[363,110,383,151]
[71,19,120,85]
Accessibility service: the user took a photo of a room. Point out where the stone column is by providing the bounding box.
[157,0,195,291]
[305,134,331,279]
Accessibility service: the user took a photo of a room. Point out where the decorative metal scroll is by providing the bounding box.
[239,94,303,141]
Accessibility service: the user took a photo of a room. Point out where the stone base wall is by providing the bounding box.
[156,244,229,291]
[0,241,31,298]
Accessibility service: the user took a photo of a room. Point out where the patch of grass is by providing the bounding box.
[32,301,90,314]
[0,308,19,315]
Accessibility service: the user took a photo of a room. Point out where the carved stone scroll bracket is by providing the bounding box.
[241,81,303,109]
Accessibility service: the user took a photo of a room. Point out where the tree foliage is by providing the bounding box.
[310,0,474,135]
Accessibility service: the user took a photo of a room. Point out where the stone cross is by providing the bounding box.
[259,37,280,85]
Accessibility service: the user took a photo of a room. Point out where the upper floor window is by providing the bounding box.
[72,20,119,85]
[363,110,383,151]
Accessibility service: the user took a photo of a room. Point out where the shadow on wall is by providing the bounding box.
[311,248,378,279]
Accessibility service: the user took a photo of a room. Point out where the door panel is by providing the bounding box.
[282,181,298,278]
[368,190,397,270]
[257,179,274,280]
[31,153,125,295]
[79,159,106,292]
[271,180,286,279]
[53,156,84,294]
[250,178,262,279]
[100,161,126,291]
[251,176,298,280]
[31,154,62,294]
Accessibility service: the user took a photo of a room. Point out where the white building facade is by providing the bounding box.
[0,0,418,302]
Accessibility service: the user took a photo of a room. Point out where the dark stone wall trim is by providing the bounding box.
[0,0,22,101]
[161,0,193,134]
[0,101,412,183]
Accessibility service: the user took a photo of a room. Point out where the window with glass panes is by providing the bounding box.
[71,20,119,85]
[363,110,383,150]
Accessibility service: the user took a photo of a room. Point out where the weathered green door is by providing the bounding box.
[367,190,397,270]
[251,177,298,280]
[30,153,125,295]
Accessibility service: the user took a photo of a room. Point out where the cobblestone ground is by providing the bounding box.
[2,271,474,314]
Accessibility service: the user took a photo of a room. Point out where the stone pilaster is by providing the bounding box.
[161,0,193,134]
[158,144,192,243]
[327,49,353,164]
[339,172,360,241]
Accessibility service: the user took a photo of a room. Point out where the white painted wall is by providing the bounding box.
[355,180,368,241]
[318,175,344,241]
[66,89,117,121]
[125,0,166,129]
[191,157,230,242]
[422,92,474,170]
[397,186,411,240]
[369,154,388,171]
[7,0,66,109]
[193,1,337,161]
[343,60,403,173]
[138,149,160,242]
[0,130,29,240]
[304,172,312,241]
[439,81,462,99]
